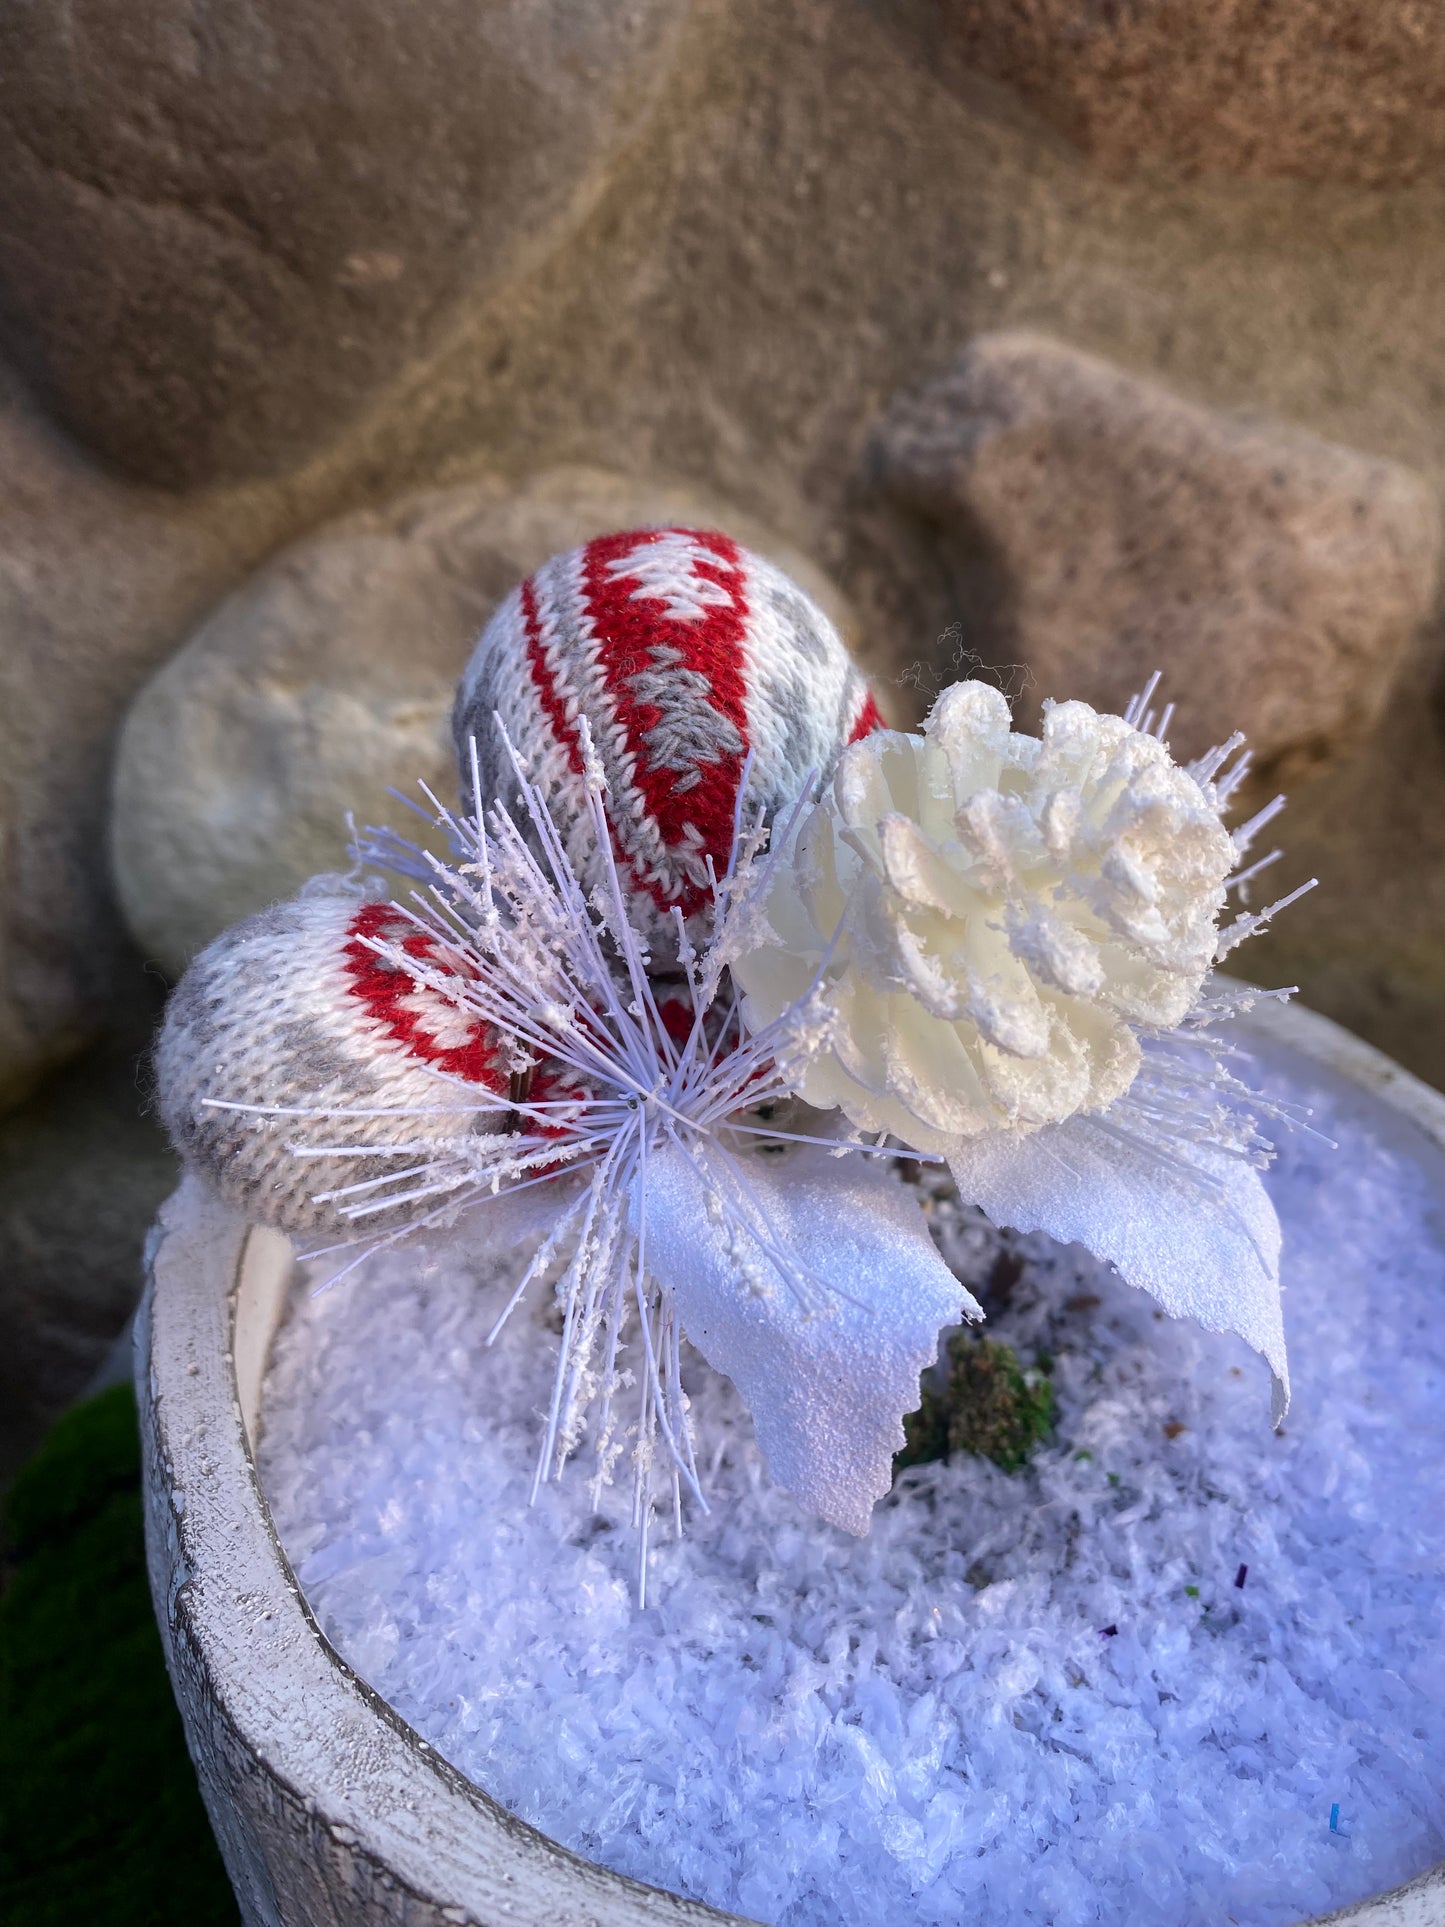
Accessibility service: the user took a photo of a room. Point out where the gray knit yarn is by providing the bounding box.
[452,527,880,955]
[157,533,883,1240]
[155,877,497,1241]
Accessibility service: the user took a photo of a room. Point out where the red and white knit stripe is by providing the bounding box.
[158,533,883,1234]
[453,528,881,936]
[155,884,519,1237]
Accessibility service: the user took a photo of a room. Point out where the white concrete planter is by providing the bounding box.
[137,996,1445,1927]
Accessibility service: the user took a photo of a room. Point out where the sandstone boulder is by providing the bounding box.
[0,0,690,486]
[0,365,264,1107]
[111,469,857,978]
[885,0,1445,187]
[875,332,1441,773]
[0,1024,176,1481]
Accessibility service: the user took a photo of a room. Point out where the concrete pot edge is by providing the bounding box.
[135,992,1445,1927]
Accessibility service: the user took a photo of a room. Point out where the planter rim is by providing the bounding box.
[137,993,1445,1927]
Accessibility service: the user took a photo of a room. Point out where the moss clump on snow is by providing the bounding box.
[896,1333,1055,1476]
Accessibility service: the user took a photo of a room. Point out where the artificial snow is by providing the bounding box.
[257,1058,1445,1927]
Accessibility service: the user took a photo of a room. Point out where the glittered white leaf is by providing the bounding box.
[641,1140,978,1534]
[945,1116,1289,1420]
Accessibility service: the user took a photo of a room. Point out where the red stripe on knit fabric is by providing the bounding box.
[579,528,751,918]
[848,689,884,742]
[343,902,503,1087]
[519,574,585,780]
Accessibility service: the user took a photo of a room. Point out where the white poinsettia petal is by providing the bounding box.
[946,1117,1289,1420]
[640,1140,978,1535]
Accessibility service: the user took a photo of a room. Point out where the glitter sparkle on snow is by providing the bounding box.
[258,1058,1445,1927]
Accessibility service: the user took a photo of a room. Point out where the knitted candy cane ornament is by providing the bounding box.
[157,529,882,1241]
[454,527,881,950]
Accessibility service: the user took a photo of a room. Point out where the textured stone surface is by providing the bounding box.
[1241,626,1445,1099]
[876,332,1441,772]
[111,469,857,978]
[0,1017,176,1483]
[6,0,1445,1107]
[0,365,275,1105]
[883,0,1445,187]
[0,0,690,485]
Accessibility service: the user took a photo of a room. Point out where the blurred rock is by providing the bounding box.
[876,333,1441,772]
[111,468,857,978]
[0,0,691,486]
[1237,620,1445,1099]
[0,1015,177,1483]
[2,0,1445,1111]
[884,0,1445,187]
[0,365,266,1107]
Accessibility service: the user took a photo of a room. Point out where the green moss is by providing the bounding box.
[896,1333,1055,1477]
[1,1384,238,1927]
